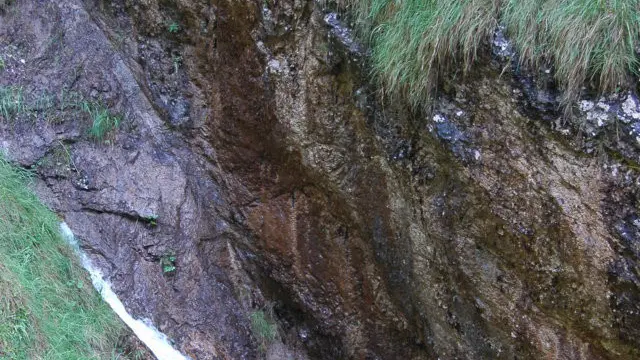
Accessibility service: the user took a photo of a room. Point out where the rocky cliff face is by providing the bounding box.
[0,0,639,359]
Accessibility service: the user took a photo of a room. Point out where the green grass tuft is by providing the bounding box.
[0,86,25,120]
[502,0,640,105]
[347,0,640,109]
[82,101,121,141]
[0,156,126,359]
[250,310,277,352]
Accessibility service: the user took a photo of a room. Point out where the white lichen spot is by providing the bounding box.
[455,110,464,117]
[474,150,481,161]
[596,101,610,111]
[579,100,594,112]
[267,59,282,74]
[492,26,513,57]
[586,110,609,126]
[433,114,446,123]
[622,95,640,120]
[255,41,268,55]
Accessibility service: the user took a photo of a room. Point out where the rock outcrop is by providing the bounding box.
[0,0,638,359]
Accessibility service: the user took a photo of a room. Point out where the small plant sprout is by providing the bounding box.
[172,55,182,75]
[168,22,180,33]
[160,252,177,274]
[144,214,158,227]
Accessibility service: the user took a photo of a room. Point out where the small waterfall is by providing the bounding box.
[60,223,189,360]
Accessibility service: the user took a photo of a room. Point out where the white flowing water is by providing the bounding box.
[60,223,190,360]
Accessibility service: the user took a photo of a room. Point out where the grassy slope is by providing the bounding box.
[0,157,125,359]
[348,0,640,108]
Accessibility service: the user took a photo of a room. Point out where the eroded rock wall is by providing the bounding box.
[0,0,638,359]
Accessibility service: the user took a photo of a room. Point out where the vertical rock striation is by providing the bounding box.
[0,0,638,358]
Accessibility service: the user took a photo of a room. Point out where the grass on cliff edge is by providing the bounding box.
[0,157,126,359]
[348,0,640,108]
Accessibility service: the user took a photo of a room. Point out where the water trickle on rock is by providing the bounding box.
[60,223,190,360]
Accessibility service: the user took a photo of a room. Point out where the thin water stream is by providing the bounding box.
[60,223,189,360]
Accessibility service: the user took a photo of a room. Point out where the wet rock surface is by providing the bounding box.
[0,0,639,359]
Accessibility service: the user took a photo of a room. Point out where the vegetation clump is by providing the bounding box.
[0,156,126,359]
[0,87,121,140]
[144,214,158,227]
[250,309,278,352]
[0,86,24,120]
[167,22,180,33]
[347,0,640,108]
[82,101,121,141]
[160,251,176,274]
